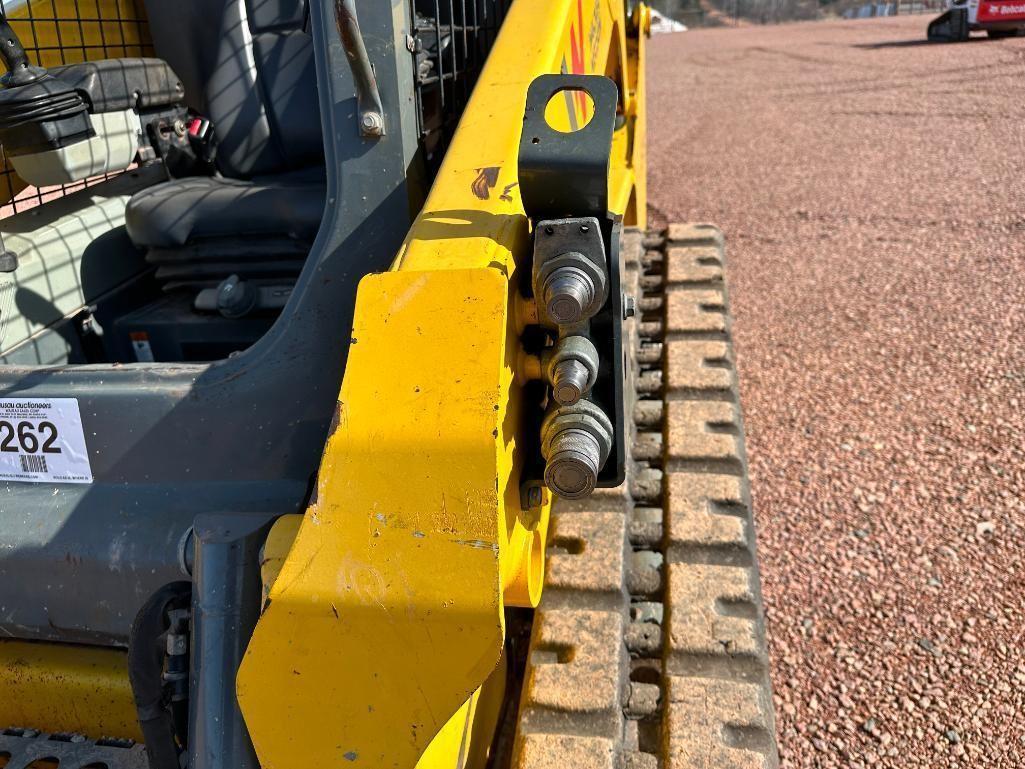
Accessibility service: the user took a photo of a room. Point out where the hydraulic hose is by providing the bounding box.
[127,582,192,769]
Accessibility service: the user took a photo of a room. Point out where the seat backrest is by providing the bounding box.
[143,0,322,179]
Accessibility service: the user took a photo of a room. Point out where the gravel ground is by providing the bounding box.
[648,17,1025,768]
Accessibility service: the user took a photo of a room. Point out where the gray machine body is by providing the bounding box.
[187,514,274,769]
[0,0,423,647]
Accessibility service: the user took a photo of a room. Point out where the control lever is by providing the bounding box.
[0,13,46,86]
[194,275,292,319]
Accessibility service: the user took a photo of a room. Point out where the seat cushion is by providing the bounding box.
[125,173,325,249]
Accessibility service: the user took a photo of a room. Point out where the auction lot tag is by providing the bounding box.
[0,398,93,484]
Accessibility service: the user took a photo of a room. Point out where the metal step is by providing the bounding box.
[0,729,147,769]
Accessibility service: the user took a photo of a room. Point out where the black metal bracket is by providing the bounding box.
[518,74,627,490]
[518,74,619,221]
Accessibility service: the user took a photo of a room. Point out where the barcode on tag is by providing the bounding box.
[19,455,47,473]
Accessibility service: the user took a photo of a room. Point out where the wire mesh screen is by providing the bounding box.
[0,0,153,216]
[413,0,512,175]
[0,0,508,211]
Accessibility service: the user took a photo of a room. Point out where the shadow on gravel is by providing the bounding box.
[853,38,989,49]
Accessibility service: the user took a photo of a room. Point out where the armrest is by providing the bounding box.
[49,58,185,114]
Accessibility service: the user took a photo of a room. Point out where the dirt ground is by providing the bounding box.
[648,16,1025,768]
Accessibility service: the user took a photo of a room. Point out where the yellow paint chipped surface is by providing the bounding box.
[238,270,512,769]
[238,1,647,766]
[0,641,142,741]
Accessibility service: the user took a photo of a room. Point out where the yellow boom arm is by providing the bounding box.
[237,2,649,768]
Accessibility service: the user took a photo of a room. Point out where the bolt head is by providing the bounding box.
[360,112,384,136]
[526,485,543,508]
[623,293,637,319]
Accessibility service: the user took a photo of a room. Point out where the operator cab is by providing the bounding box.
[0,0,323,364]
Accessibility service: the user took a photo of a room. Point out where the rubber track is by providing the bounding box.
[511,225,780,769]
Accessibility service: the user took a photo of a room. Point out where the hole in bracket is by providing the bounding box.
[543,87,595,133]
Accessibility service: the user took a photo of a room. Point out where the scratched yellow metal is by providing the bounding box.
[626,4,649,227]
[254,513,512,769]
[0,641,143,742]
[418,655,507,768]
[258,514,302,607]
[393,0,644,281]
[238,2,648,768]
[238,269,514,769]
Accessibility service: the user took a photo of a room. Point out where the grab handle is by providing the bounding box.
[334,0,385,138]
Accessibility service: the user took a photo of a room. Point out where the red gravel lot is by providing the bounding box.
[648,17,1025,768]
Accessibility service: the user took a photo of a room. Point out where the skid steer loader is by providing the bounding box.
[927,0,1025,40]
[0,1,778,768]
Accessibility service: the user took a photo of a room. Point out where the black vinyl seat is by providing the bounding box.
[125,169,324,290]
[126,170,325,250]
[125,0,324,298]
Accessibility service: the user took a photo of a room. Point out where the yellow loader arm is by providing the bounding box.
[237,1,649,767]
